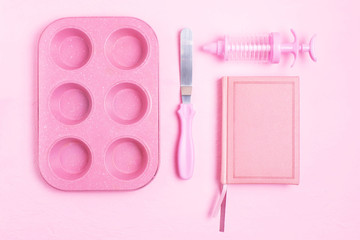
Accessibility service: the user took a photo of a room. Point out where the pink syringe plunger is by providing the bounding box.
[202,29,316,67]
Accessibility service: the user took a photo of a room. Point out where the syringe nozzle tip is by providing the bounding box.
[202,42,218,55]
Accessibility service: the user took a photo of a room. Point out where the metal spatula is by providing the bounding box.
[177,28,195,180]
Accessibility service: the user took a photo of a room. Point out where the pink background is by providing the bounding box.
[0,0,359,239]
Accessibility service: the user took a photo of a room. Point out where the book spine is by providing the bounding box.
[221,77,228,184]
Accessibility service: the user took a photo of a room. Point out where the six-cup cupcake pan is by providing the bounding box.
[38,17,159,190]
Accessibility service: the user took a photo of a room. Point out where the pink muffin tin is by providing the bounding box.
[38,17,159,190]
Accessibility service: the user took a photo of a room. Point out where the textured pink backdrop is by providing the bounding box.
[0,0,359,239]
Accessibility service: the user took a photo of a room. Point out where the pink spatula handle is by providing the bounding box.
[177,103,195,179]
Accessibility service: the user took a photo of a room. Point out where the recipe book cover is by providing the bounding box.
[221,76,300,185]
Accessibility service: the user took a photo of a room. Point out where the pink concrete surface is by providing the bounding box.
[0,0,359,239]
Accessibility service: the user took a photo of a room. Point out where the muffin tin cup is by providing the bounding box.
[105,137,149,181]
[49,137,92,180]
[105,82,150,125]
[38,17,159,191]
[50,28,92,70]
[49,82,92,125]
[105,28,149,70]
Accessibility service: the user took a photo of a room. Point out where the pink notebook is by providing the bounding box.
[215,76,299,225]
[222,76,299,184]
